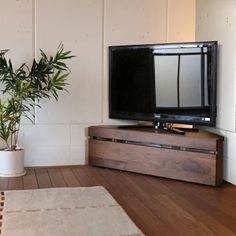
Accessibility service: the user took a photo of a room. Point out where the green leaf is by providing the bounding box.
[0,43,74,149]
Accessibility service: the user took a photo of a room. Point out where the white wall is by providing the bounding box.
[167,0,196,42]
[0,0,195,167]
[196,0,236,184]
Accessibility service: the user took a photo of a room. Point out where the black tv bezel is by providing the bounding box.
[109,41,217,126]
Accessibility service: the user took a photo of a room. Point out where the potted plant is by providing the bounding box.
[0,44,74,177]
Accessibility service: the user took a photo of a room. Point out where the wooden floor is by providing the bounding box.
[0,166,236,236]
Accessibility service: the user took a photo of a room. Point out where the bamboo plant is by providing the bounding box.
[0,44,74,151]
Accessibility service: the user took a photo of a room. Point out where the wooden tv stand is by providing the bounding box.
[88,125,224,186]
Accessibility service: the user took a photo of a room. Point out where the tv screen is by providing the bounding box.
[109,41,217,126]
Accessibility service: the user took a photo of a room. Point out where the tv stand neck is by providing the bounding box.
[118,122,185,135]
[155,122,185,135]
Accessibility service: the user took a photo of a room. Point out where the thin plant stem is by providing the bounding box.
[0,44,73,150]
[5,140,9,150]
[10,131,13,151]
[14,121,21,149]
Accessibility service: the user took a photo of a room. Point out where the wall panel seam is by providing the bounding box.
[33,0,37,125]
[101,0,106,124]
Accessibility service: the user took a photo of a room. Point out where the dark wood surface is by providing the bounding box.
[89,140,217,185]
[88,125,223,151]
[1,166,236,236]
[88,126,224,186]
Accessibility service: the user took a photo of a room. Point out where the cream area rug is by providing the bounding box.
[0,187,144,236]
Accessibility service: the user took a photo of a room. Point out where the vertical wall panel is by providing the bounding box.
[196,0,236,132]
[0,0,33,65]
[105,0,167,46]
[0,0,34,148]
[35,0,104,124]
[196,0,236,184]
[167,0,196,42]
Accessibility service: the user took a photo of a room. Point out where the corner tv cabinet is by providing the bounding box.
[88,125,224,186]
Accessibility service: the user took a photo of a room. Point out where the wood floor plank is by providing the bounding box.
[118,171,208,236]
[143,177,236,236]
[47,168,67,187]
[161,179,236,235]
[98,168,134,198]
[81,166,111,190]
[23,168,38,189]
[61,167,81,187]
[0,178,8,191]
[222,182,236,195]
[118,172,198,236]
[0,165,236,236]
[121,171,215,236]
[35,168,52,188]
[8,177,23,190]
[99,168,174,236]
[71,166,96,187]
[185,182,236,221]
[120,193,176,236]
[78,166,164,235]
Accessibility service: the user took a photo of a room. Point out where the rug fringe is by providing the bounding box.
[0,192,5,235]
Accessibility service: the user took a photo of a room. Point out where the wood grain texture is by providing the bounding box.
[23,168,38,189]
[8,177,23,190]
[88,125,223,151]
[88,126,224,186]
[47,168,67,187]
[61,167,81,187]
[89,140,216,185]
[35,168,52,189]
[0,166,235,236]
[216,139,223,185]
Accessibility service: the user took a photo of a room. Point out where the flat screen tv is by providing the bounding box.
[109,41,217,127]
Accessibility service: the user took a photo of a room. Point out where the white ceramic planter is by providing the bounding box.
[0,149,26,177]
